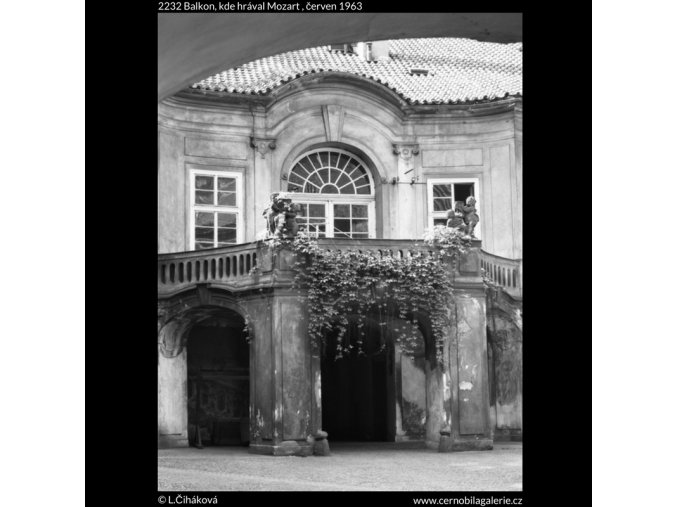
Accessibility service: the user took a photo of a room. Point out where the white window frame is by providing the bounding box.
[287,148,376,239]
[189,168,244,249]
[294,197,376,239]
[427,177,481,239]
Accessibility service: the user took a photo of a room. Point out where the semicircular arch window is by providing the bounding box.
[286,148,375,239]
[287,149,373,195]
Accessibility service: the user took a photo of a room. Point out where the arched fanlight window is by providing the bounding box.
[287,149,373,195]
[286,148,375,238]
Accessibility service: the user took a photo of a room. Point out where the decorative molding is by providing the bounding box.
[392,143,420,161]
[321,105,345,142]
[250,136,277,158]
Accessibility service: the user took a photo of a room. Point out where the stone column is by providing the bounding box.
[246,247,316,456]
[443,244,493,451]
[417,246,492,452]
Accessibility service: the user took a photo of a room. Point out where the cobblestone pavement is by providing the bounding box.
[158,441,522,491]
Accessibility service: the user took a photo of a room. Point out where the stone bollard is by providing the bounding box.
[312,430,331,456]
[438,426,453,452]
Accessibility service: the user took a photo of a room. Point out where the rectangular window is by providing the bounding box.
[427,178,481,238]
[294,199,374,239]
[190,169,243,249]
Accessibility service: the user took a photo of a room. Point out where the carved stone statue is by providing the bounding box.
[263,192,282,235]
[461,196,479,238]
[446,205,467,233]
[262,192,301,239]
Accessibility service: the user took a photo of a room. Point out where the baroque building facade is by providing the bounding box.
[157,38,523,455]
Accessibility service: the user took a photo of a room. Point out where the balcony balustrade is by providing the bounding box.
[158,238,491,298]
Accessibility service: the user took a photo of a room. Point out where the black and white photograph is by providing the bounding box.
[14,2,677,505]
[156,11,523,494]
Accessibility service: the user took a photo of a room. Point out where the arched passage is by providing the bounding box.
[186,308,249,447]
[321,317,396,441]
[158,289,252,449]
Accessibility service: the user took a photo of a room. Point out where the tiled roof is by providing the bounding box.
[190,38,522,105]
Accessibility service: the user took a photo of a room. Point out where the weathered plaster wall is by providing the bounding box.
[487,290,523,438]
[243,296,273,442]
[396,351,427,439]
[158,348,188,447]
[451,292,491,438]
[158,88,522,259]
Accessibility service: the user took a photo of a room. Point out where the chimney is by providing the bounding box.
[352,41,390,62]
[370,40,390,62]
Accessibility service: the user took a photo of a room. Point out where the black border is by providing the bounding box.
[87,3,591,504]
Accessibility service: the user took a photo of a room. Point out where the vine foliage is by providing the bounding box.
[260,226,470,371]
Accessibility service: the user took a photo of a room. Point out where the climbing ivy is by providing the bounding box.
[257,226,470,371]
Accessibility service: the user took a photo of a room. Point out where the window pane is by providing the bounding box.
[433,218,447,227]
[195,190,213,205]
[433,198,452,211]
[318,168,330,184]
[454,183,474,203]
[305,224,326,237]
[195,242,213,250]
[217,191,236,206]
[352,233,369,239]
[334,219,351,233]
[288,173,305,185]
[287,183,303,192]
[352,205,368,218]
[356,185,371,195]
[322,184,339,194]
[195,176,213,190]
[294,163,311,178]
[334,204,350,218]
[218,228,236,243]
[433,184,451,198]
[353,219,369,233]
[352,175,369,187]
[195,227,213,242]
[218,177,236,191]
[309,204,325,217]
[195,212,214,227]
[307,172,322,189]
[217,213,237,227]
[296,203,308,217]
[336,173,352,189]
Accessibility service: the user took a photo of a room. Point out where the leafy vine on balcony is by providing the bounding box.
[264,226,471,371]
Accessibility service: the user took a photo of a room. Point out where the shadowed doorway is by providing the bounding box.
[187,310,249,446]
[321,318,395,441]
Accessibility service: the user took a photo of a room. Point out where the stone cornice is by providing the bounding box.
[166,80,520,120]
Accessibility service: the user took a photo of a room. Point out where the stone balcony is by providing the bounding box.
[157,238,485,299]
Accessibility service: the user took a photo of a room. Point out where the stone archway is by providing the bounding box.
[157,289,251,449]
